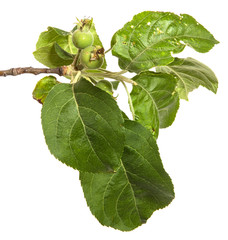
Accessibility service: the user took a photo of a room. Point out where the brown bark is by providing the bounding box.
[0,67,65,77]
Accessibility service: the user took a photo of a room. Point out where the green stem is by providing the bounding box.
[97,68,113,73]
[68,35,73,54]
[104,47,112,54]
[71,71,81,84]
[121,81,135,120]
[98,68,128,75]
[72,49,82,70]
[82,71,137,85]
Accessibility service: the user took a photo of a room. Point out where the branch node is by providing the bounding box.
[12,68,18,76]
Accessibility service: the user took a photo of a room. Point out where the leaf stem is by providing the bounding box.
[82,70,137,85]
[72,49,82,70]
[98,68,128,75]
[104,47,112,54]
[121,81,135,120]
[68,35,74,54]
[71,71,81,84]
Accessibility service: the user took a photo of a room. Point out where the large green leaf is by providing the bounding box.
[130,72,179,137]
[156,57,218,100]
[80,120,174,231]
[41,78,125,173]
[111,11,219,73]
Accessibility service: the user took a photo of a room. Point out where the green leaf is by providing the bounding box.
[130,72,179,137]
[54,43,75,60]
[90,23,107,69]
[36,26,77,54]
[156,57,218,100]
[95,80,113,95]
[41,78,125,173]
[33,42,74,68]
[111,80,120,90]
[34,26,77,68]
[90,24,104,47]
[121,111,129,120]
[80,120,174,231]
[32,76,59,104]
[111,11,219,73]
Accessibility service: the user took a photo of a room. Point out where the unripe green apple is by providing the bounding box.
[81,46,104,69]
[72,29,94,49]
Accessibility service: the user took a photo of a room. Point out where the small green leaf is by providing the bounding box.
[131,72,179,137]
[111,80,120,90]
[34,26,77,68]
[121,111,129,120]
[90,24,103,47]
[33,42,74,68]
[80,120,174,231]
[111,11,219,73]
[36,26,77,54]
[32,76,59,104]
[41,78,125,173]
[156,57,218,100]
[90,23,107,69]
[54,43,74,60]
[50,27,69,36]
[95,80,113,95]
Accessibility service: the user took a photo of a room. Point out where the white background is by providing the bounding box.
[0,0,227,239]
